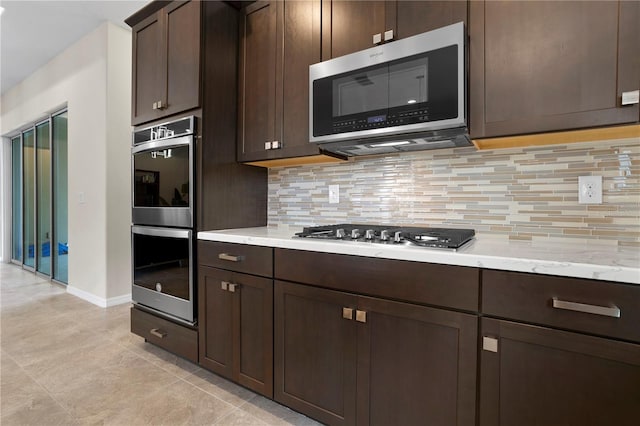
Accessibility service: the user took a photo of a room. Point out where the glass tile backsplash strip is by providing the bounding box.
[268,138,640,246]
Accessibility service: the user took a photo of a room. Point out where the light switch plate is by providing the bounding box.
[329,185,339,204]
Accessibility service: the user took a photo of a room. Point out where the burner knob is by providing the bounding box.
[336,228,346,239]
[351,229,361,239]
[365,229,375,240]
[394,231,403,243]
[380,230,390,241]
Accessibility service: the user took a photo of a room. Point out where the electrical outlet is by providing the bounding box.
[578,176,602,204]
[329,185,340,204]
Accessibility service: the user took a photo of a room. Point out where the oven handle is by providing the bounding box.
[131,135,192,154]
[132,225,191,239]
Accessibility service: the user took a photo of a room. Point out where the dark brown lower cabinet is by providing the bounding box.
[358,296,477,426]
[275,280,478,426]
[480,318,640,426]
[198,266,273,397]
[131,306,198,363]
[275,280,358,425]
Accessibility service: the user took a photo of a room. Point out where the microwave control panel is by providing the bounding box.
[332,108,430,133]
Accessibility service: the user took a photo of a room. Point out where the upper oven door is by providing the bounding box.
[132,135,194,228]
[310,22,466,144]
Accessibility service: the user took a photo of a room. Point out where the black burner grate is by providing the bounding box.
[295,224,475,250]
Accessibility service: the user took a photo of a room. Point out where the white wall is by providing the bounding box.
[0,22,132,306]
[105,23,134,300]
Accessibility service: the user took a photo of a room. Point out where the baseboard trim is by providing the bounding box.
[66,285,131,308]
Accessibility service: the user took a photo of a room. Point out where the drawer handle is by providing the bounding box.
[221,281,240,292]
[551,298,620,318]
[342,307,354,320]
[218,253,243,262]
[150,328,167,338]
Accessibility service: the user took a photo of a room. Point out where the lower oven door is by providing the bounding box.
[131,225,194,324]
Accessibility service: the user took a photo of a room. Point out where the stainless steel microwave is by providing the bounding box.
[309,22,470,157]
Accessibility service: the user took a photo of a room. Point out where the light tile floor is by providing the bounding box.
[0,263,321,425]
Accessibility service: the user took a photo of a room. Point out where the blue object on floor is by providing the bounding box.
[26,242,67,258]
[58,242,69,255]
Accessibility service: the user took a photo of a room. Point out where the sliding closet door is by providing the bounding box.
[11,136,22,263]
[36,121,51,276]
[22,129,36,270]
[11,110,68,282]
[53,112,68,283]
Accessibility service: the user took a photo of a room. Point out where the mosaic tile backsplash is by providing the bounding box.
[268,138,640,246]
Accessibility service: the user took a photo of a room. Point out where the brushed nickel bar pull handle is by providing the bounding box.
[228,283,240,293]
[150,328,167,338]
[221,281,229,291]
[552,298,620,318]
[355,310,367,323]
[218,253,243,262]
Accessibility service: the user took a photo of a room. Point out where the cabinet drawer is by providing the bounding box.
[131,307,198,363]
[275,248,479,312]
[198,241,272,277]
[482,270,640,343]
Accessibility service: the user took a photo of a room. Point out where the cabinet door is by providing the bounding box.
[199,266,273,397]
[390,1,467,40]
[131,11,166,125]
[198,266,234,378]
[322,0,386,59]
[238,1,277,160]
[357,297,477,426]
[235,271,273,397]
[164,1,201,118]
[470,0,640,138]
[274,281,357,426]
[276,0,322,159]
[480,318,640,426]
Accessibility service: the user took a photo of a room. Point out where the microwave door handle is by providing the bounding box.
[131,135,192,154]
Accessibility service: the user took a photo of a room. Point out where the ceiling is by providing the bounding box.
[0,0,150,95]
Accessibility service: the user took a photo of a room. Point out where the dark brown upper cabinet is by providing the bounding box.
[470,0,640,139]
[130,1,201,126]
[237,0,323,163]
[322,0,467,60]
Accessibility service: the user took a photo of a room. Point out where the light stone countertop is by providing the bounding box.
[198,226,640,285]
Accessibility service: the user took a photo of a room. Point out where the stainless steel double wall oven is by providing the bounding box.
[131,116,197,325]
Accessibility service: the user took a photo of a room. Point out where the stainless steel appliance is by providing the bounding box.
[131,225,194,325]
[132,116,194,228]
[309,22,469,157]
[295,224,475,250]
[131,116,197,326]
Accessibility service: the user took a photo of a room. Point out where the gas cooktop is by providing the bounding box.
[295,224,475,250]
